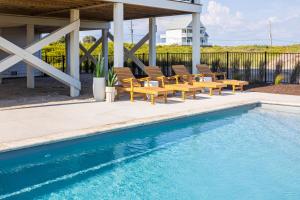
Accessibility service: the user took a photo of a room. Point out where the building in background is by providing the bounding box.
[160,19,209,46]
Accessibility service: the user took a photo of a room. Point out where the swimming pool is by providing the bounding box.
[0,104,300,200]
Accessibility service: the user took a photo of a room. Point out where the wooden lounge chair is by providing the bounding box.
[172,65,227,96]
[196,64,249,93]
[144,66,203,100]
[114,67,169,105]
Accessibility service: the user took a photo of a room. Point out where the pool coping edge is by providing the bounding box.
[0,100,299,154]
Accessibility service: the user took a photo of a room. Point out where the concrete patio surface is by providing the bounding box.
[1,91,300,152]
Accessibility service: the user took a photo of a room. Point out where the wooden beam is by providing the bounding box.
[41,3,113,16]
[102,0,202,13]
[0,14,110,30]
[80,36,103,65]
[108,32,145,70]
[80,44,97,65]
[0,37,81,89]
[0,20,80,73]
[129,33,149,55]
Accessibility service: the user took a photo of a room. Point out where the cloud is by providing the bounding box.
[202,1,243,30]
[199,0,300,45]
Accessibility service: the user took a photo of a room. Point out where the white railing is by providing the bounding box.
[169,0,199,4]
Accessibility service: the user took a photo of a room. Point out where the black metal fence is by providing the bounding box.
[42,52,300,84]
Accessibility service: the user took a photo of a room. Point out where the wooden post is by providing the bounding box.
[69,9,80,97]
[149,17,157,66]
[26,24,35,88]
[113,3,124,67]
[0,28,2,84]
[192,12,201,74]
[102,29,109,74]
[65,34,71,75]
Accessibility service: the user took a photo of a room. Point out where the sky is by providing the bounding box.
[81,0,300,46]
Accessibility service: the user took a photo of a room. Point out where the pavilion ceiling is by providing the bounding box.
[0,0,190,21]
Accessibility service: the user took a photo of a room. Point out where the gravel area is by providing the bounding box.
[0,74,93,108]
[248,84,300,96]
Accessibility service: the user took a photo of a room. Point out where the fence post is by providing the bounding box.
[62,55,65,72]
[226,51,229,79]
[264,51,267,83]
[44,55,48,77]
[166,52,169,76]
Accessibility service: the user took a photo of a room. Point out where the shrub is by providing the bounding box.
[275,74,284,85]
[258,60,266,82]
[244,60,252,81]
[211,59,221,72]
[274,60,283,81]
[219,62,227,73]
[232,59,240,80]
[290,62,300,84]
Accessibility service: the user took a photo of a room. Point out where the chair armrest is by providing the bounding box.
[200,72,215,77]
[156,76,167,87]
[193,74,203,77]
[138,77,150,82]
[156,76,165,80]
[169,75,180,84]
[122,78,134,83]
[214,72,227,79]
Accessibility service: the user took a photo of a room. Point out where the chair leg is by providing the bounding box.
[164,93,168,103]
[209,88,213,96]
[151,95,155,105]
[232,85,236,94]
[144,94,147,101]
[182,91,186,100]
[193,91,196,99]
[130,92,134,102]
[219,88,222,95]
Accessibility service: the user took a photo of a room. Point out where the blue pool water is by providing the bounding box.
[1,104,300,200]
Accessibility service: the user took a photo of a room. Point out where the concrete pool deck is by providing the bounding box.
[1,91,300,153]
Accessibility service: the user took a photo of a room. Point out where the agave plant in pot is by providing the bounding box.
[106,68,118,103]
[93,55,106,101]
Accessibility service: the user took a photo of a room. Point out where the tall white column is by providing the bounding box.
[113,2,124,67]
[149,17,157,66]
[102,29,109,74]
[26,24,35,88]
[65,34,71,74]
[69,9,80,97]
[192,12,201,74]
[0,28,2,84]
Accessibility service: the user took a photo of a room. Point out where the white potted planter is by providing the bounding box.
[93,77,106,101]
[106,68,118,103]
[93,55,106,101]
[106,86,116,102]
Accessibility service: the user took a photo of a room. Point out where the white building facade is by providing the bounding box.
[160,20,209,46]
